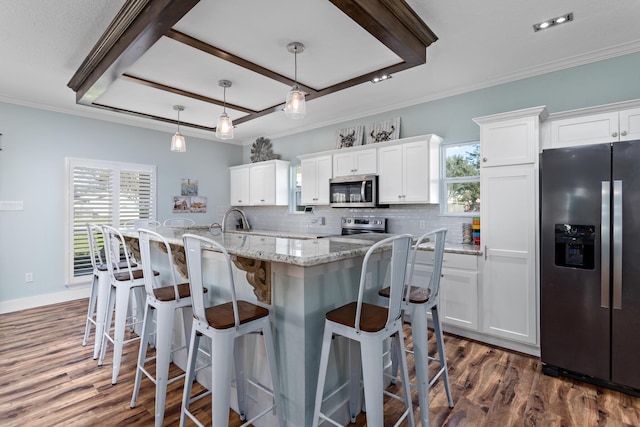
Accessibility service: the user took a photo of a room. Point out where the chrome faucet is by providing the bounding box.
[221,207,251,232]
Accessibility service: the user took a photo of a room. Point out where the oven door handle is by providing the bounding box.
[361,180,366,202]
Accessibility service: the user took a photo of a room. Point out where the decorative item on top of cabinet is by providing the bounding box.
[250,137,281,163]
[336,126,364,148]
[366,117,400,144]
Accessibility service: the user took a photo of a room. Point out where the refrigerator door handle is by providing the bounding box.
[601,181,610,308]
[613,180,623,310]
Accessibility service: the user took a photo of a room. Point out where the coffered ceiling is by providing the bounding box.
[2,1,640,145]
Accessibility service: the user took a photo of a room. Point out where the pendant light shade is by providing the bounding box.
[216,80,234,140]
[284,42,306,120]
[170,105,186,152]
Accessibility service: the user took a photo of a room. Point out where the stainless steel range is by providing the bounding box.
[340,216,387,235]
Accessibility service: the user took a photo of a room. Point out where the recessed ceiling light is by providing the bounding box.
[371,74,392,84]
[533,12,573,32]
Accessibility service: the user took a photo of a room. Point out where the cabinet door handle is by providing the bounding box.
[484,245,487,260]
[482,157,487,162]
[612,131,618,137]
[621,130,628,137]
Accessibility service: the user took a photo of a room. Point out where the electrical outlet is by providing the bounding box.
[419,220,426,229]
[365,272,373,289]
[25,273,33,283]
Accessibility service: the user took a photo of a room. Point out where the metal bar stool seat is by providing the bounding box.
[180,234,285,427]
[312,234,415,427]
[378,228,454,427]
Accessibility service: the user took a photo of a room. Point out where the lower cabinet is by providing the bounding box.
[414,251,479,331]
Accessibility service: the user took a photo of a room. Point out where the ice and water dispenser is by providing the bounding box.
[554,224,596,269]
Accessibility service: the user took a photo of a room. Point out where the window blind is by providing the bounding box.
[66,158,156,283]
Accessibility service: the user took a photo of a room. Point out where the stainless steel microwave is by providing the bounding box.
[329,174,386,208]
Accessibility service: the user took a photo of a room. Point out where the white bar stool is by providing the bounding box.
[379,228,454,427]
[180,234,285,427]
[312,234,414,427]
[82,223,104,351]
[98,225,156,384]
[84,223,135,359]
[130,228,199,427]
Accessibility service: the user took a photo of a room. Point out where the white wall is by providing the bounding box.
[0,103,242,311]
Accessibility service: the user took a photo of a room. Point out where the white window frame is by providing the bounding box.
[440,141,480,216]
[64,157,157,286]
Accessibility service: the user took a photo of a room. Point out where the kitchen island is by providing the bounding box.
[121,226,480,426]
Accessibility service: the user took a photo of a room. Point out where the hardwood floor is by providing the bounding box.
[1,299,640,426]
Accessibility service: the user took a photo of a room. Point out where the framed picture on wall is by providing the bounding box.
[190,196,207,213]
[181,179,198,196]
[173,196,191,212]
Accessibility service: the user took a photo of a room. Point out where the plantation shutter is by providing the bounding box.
[67,158,156,283]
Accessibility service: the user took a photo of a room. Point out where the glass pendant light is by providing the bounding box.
[170,105,186,152]
[216,80,234,140]
[284,42,306,120]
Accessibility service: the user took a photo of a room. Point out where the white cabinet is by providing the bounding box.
[474,106,546,346]
[414,251,479,331]
[480,165,537,344]
[300,155,332,205]
[229,165,250,206]
[332,148,377,177]
[475,107,547,167]
[229,160,290,206]
[548,107,640,149]
[377,136,440,204]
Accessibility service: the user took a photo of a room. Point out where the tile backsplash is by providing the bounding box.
[215,204,472,243]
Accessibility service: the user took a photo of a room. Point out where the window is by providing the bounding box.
[289,164,305,213]
[441,141,480,215]
[65,158,157,285]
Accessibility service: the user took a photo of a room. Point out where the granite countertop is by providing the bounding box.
[120,226,482,267]
[417,241,482,256]
[120,226,385,267]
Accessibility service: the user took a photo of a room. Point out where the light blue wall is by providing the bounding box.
[3,51,640,308]
[0,102,242,304]
[253,51,640,162]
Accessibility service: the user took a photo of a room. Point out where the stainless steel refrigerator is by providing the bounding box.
[540,140,640,393]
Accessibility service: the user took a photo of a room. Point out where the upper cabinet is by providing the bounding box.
[332,148,377,177]
[474,107,548,167]
[229,160,290,206]
[230,165,251,206]
[299,155,332,205]
[546,106,640,149]
[377,135,441,204]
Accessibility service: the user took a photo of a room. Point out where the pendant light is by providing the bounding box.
[216,80,234,140]
[170,105,186,152]
[284,42,306,120]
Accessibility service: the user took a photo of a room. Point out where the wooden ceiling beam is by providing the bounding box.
[121,74,258,114]
[68,0,437,132]
[67,0,200,104]
[329,0,437,66]
[165,29,319,96]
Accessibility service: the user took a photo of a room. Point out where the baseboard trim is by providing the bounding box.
[0,287,90,314]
